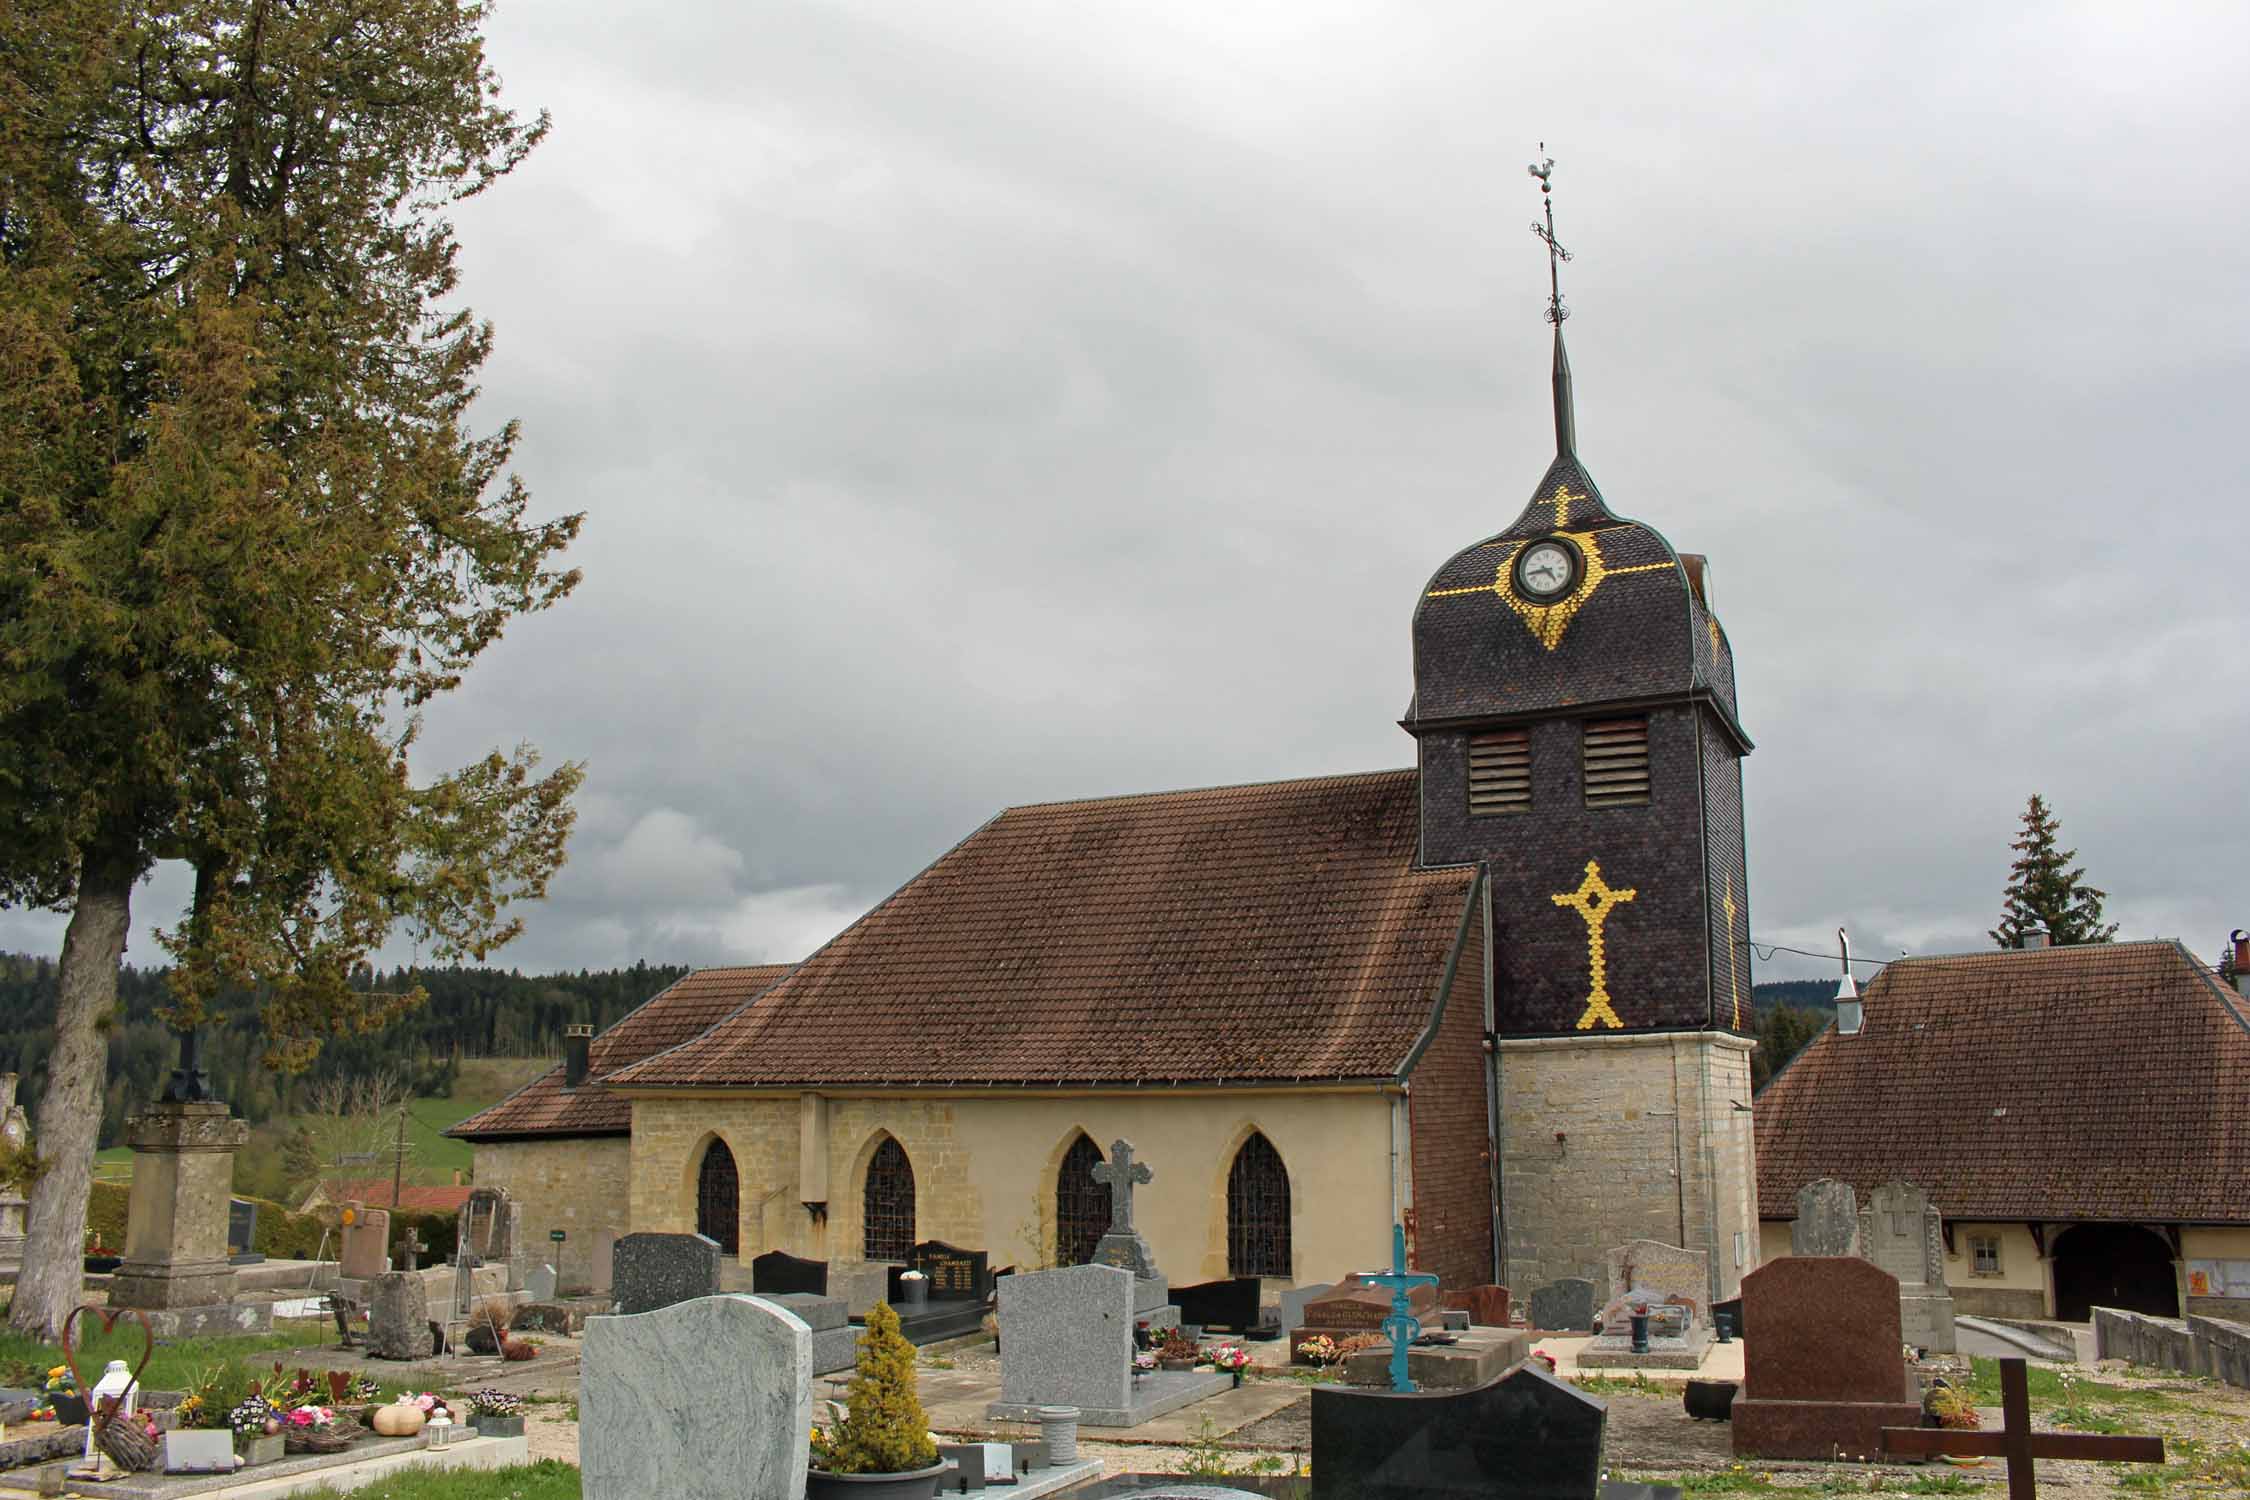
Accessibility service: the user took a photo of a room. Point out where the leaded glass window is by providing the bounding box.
[863,1136,916,1261]
[1227,1132,1291,1278]
[1055,1134,1109,1267]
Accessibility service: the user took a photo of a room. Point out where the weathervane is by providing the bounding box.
[1528,145,1570,326]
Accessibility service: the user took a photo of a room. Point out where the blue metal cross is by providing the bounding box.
[1361,1223,1439,1392]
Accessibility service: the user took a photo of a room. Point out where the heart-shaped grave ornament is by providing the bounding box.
[61,1304,156,1461]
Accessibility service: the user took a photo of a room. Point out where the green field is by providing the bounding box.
[93,1058,547,1190]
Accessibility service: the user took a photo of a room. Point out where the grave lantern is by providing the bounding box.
[425,1412,456,1448]
[83,1359,138,1469]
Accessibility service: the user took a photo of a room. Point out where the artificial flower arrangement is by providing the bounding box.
[1208,1344,1252,1373]
[1132,1350,1157,1372]
[34,1363,80,1422]
[1154,1328,1200,1367]
[1530,1348,1557,1373]
[1296,1334,1340,1367]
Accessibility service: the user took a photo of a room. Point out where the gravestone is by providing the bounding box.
[1311,1361,1608,1499]
[226,1199,263,1264]
[1529,1277,1597,1332]
[1861,1181,1956,1353]
[1277,1281,1335,1338]
[764,1291,856,1375]
[590,1228,617,1293]
[750,1248,829,1296]
[582,1294,810,1500]
[1299,1276,1441,1337]
[1173,1277,1263,1333]
[1731,1256,1921,1460]
[338,1205,391,1280]
[367,1271,431,1360]
[1583,1241,1712,1370]
[1442,1284,1511,1328]
[526,1263,557,1302]
[462,1186,519,1262]
[1089,1139,1161,1280]
[611,1232,722,1316]
[0,1074,27,1262]
[986,1262,1226,1427]
[1791,1178,1861,1257]
[912,1240,991,1301]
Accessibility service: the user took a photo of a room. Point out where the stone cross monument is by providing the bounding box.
[1087,1138,1173,1324]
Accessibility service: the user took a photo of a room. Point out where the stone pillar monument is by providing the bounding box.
[0,1073,30,1265]
[109,1100,251,1318]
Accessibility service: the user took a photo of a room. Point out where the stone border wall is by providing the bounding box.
[2092,1305,2250,1390]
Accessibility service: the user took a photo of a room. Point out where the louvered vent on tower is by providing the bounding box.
[1582,717,1650,808]
[1467,730,1531,816]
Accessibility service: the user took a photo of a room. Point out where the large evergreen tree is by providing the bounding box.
[0,0,579,1336]
[1990,793,2118,949]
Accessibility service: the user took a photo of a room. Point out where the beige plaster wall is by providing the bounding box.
[1497,1030,1757,1305]
[622,1088,1400,1290]
[471,1137,632,1292]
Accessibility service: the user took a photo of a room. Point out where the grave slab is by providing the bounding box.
[1340,1328,1529,1389]
[82,1432,527,1500]
[1311,1362,1608,1499]
[1731,1257,1920,1461]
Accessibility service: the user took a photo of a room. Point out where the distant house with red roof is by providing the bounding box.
[1756,940,2250,1322]
[299,1178,477,1216]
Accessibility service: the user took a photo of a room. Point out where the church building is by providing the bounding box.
[453,186,1761,1308]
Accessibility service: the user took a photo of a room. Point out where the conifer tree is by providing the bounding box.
[1990,794,2118,949]
[825,1302,939,1474]
[0,0,578,1335]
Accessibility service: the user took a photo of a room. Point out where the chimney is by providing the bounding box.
[2020,927,2051,950]
[2233,930,2249,998]
[1834,927,1863,1036]
[564,1024,595,1087]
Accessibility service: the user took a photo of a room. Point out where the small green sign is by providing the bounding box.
[549,1229,567,1243]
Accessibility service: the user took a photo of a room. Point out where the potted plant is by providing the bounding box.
[84,1230,122,1275]
[230,1395,284,1466]
[1155,1329,1199,1372]
[1209,1343,1252,1389]
[41,1364,88,1426]
[806,1303,947,1499]
[160,1392,238,1474]
[465,1388,525,1439]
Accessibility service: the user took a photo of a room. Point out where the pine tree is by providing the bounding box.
[1990,794,2118,948]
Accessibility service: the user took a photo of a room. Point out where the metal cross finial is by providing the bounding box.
[1528,144,1571,326]
[1089,1138,1153,1234]
[1362,1223,1440,1392]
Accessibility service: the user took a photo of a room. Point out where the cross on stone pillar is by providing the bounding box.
[1361,1224,1439,1394]
[1882,1358,2165,1500]
[399,1229,427,1272]
[1089,1139,1152,1235]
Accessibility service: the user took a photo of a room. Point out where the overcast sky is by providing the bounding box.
[7,0,2247,988]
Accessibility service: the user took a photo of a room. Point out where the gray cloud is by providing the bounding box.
[8,0,2247,988]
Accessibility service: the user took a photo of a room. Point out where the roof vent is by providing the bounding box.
[1834,927,1863,1036]
[564,1023,595,1087]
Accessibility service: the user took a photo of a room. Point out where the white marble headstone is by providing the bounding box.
[582,1294,811,1500]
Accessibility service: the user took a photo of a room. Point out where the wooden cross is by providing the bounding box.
[1089,1139,1151,1234]
[1882,1357,2165,1500]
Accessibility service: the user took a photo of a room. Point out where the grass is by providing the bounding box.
[1658,1471,1987,1496]
[277,1459,580,1500]
[1958,1358,2189,1413]
[0,1319,331,1393]
[2111,1434,2250,1492]
[1569,1370,1664,1396]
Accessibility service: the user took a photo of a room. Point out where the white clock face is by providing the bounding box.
[1518,541,1575,598]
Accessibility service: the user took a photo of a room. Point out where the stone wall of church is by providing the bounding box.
[470,1136,631,1292]
[1496,1029,1756,1304]
[623,1088,1400,1291]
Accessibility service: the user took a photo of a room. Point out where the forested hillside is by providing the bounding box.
[0,955,687,1147]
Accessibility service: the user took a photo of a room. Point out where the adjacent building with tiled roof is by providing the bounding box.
[1755,940,2250,1321]
[442,965,792,1278]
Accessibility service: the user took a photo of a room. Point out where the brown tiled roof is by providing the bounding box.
[446,965,794,1140]
[1756,941,2250,1223]
[607,770,1478,1089]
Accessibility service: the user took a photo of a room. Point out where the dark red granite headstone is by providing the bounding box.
[1442,1284,1512,1327]
[1732,1256,1922,1461]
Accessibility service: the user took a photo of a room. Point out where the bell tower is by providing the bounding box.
[1404,153,1760,1302]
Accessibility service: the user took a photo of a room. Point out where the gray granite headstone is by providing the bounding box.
[766,1291,857,1375]
[367,1271,430,1360]
[527,1263,557,1302]
[996,1263,1133,1414]
[1278,1281,1335,1333]
[1529,1277,1597,1332]
[1791,1179,1861,1257]
[583,1294,811,1500]
[611,1232,722,1316]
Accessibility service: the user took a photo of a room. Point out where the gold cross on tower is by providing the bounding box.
[1551,860,1637,1030]
[1723,876,1744,1030]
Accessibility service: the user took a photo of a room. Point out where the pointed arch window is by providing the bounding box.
[1226,1132,1291,1279]
[1054,1134,1110,1267]
[863,1136,916,1261]
[696,1138,739,1256]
